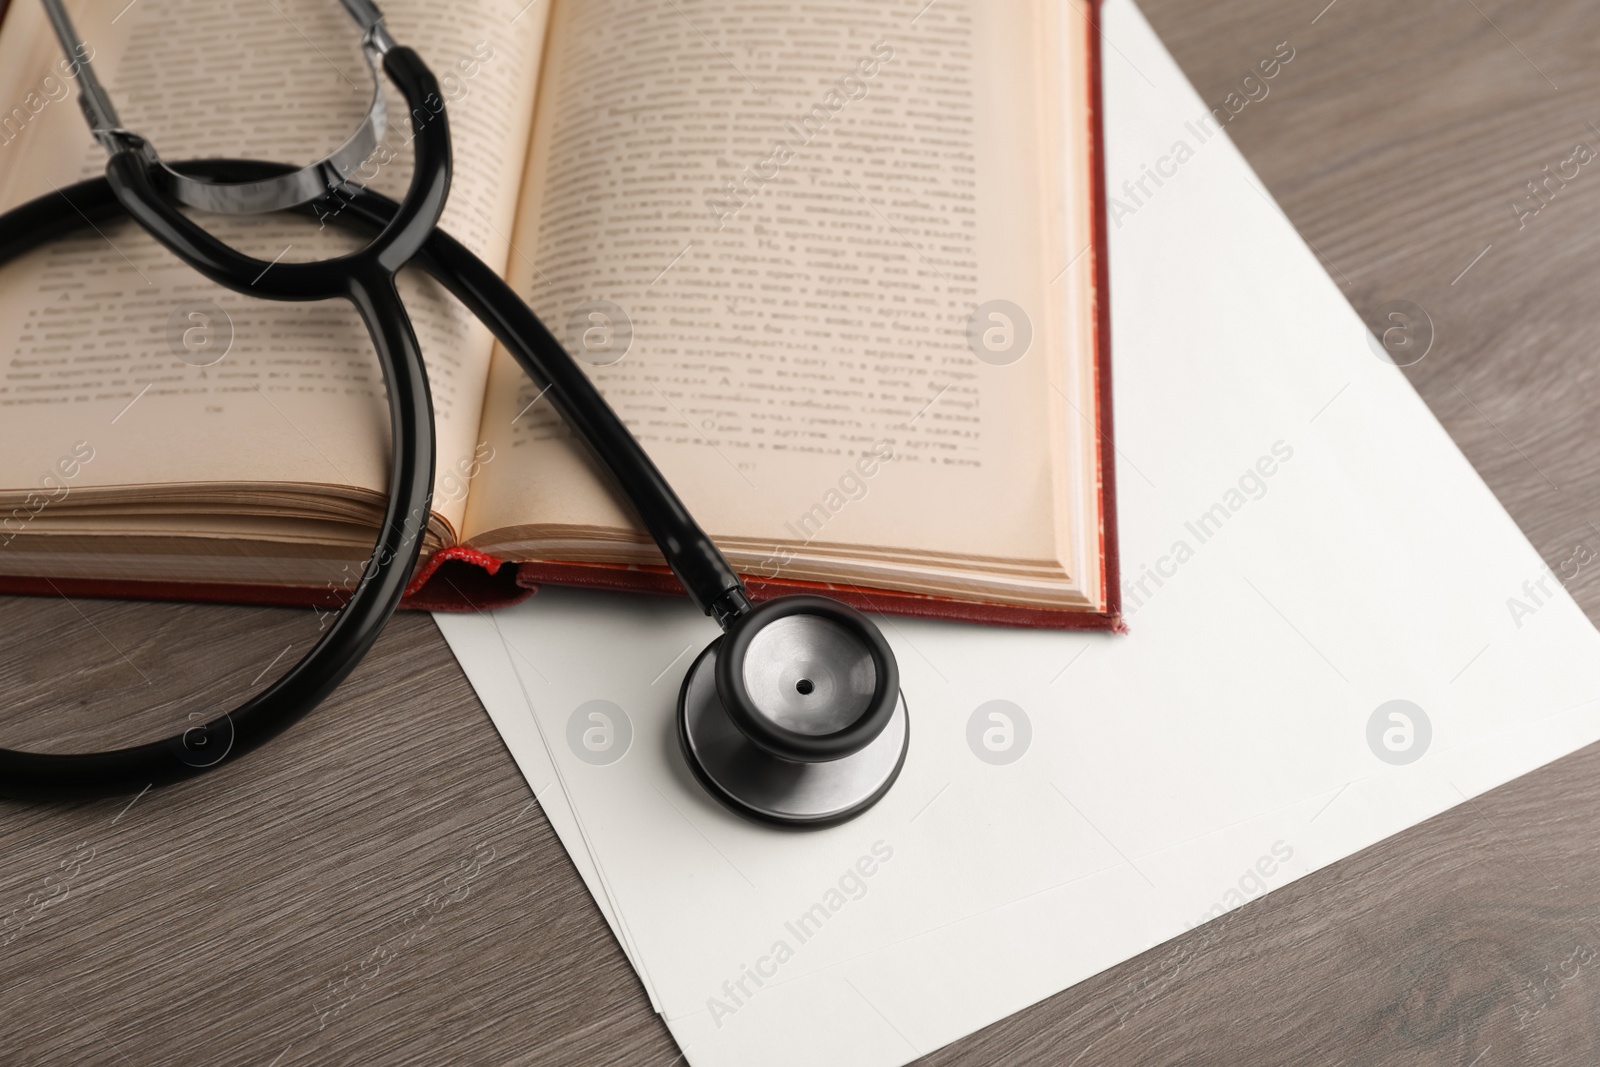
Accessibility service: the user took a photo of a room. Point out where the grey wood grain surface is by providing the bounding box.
[6,0,1600,1063]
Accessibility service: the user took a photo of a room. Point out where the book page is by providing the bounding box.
[465,0,1085,576]
[0,0,551,537]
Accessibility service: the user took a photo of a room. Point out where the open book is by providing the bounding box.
[0,0,1118,630]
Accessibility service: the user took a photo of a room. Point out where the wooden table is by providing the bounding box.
[6,0,1600,1062]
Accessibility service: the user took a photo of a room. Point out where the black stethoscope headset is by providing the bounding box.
[0,0,909,827]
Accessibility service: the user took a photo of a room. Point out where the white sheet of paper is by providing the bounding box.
[436,1,1600,1063]
[440,615,664,1013]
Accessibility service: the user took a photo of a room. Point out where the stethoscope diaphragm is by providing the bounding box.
[677,596,909,827]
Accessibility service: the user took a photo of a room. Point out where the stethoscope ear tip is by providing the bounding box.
[678,596,908,827]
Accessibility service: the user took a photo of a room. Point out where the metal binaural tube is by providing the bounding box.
[38,0,122,144]
[339,0,387,31]
[38,0,391,215]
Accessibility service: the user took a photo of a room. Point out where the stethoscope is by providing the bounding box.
[0,0,908,828]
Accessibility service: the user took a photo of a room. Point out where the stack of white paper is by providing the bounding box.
[436,2,1600,1064]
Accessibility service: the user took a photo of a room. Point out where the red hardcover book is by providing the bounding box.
[0,0,1120,630]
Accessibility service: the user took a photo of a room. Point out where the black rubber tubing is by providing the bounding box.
[0,47,449,800]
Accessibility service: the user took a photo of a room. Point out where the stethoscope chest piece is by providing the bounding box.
[677,596,909,828]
